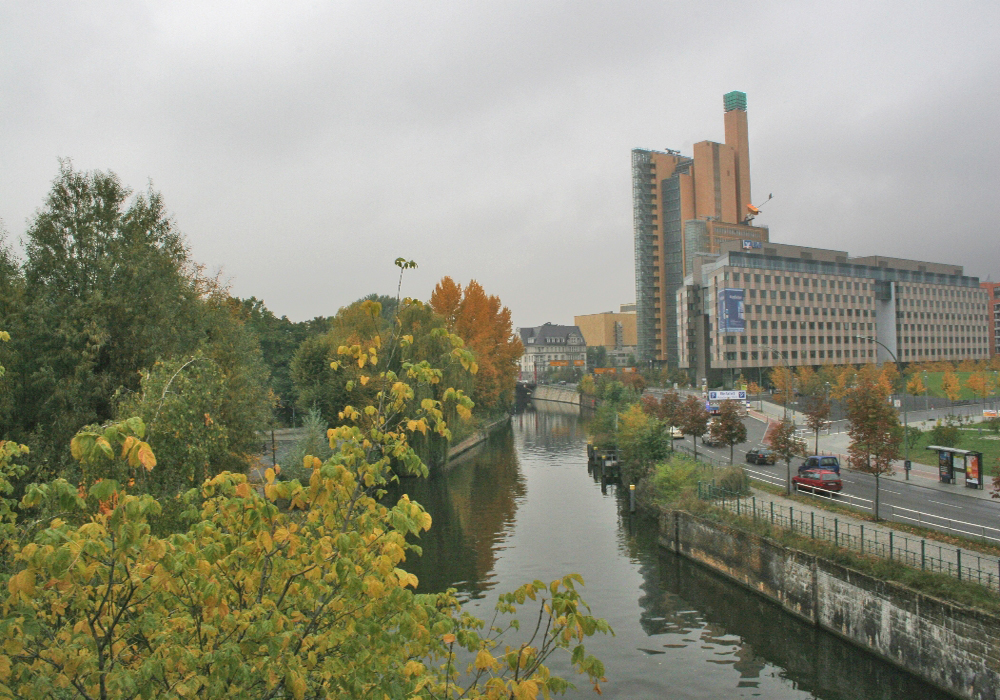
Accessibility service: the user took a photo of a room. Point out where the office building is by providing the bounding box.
[574,310,637,366]
[517,323,587,381]
[678,240,990,383]
[982,281,1000,357]
[633,91,769,367]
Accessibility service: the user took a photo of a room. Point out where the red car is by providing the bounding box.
[792,469,842,494]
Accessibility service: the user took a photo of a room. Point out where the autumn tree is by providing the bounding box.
[965,370,994,410]
[708,399,748,464]
[0,261,611,698]
[906,372,926,397]
[769,417,806,495]
[678,395,710,460]
[431,277,523,414]
[846,365,903,520]
[802,393,831,455]
[769,365,796,415]
[942,368,962,402]
[747,380,763,410]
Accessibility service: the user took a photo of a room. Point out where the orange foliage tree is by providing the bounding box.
[431,277,523,414]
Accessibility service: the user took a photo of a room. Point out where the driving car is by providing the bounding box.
[745,448,776,465]
[668,426,684,439]
[792,469,842,494]
[797,455,841,475]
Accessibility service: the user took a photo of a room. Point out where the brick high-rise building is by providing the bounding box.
[633,91,769,367]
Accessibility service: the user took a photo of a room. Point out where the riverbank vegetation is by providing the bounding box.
[0,165,606,697]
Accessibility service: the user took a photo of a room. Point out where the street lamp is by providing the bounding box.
[856,335,909,479]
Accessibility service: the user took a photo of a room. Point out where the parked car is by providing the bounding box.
[745,448,776,465]
[797,455,841,475]
[792,469,842,494]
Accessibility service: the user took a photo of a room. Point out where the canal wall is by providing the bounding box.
[531,385,580,405]
[445,415,511,465]
[658,510,1000,700]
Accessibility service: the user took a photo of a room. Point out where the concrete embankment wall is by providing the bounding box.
[659,510,1000,700]
[445,416,511,464]
[531,386,580,405]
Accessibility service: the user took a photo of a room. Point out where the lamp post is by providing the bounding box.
[856,335,909,479]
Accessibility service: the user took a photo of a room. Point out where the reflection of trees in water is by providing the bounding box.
[388,426,525,599]
[626,517,952,700]
[516,402,587,452]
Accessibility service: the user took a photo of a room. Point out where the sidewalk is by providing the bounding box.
[750,402,997,503]
[730,484,1000,589]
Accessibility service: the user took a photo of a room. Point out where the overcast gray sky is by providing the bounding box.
[3,1,998,328]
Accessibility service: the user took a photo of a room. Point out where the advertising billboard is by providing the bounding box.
[938,451,954,484]
[708,390,747,401]
[965,453,982,488]
[717,288,746,333]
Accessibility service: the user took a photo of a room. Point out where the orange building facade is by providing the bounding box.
[633,91,769,367]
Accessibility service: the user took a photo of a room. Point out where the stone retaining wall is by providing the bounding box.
[659,510,1000,699]
[531,385,580,405]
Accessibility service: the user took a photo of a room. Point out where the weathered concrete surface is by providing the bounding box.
[531,385,580,405]
[659,510,1000,700]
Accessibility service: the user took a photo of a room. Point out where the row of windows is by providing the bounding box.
[722,349,875,361]
[717,346,987,362]
[727,271,870,291]
[746,289,872,303]
[725,335,873,346]
[743,305,870,318]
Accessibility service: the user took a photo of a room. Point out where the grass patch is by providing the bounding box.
[904,421,1000,469]
[695,505,1000,615]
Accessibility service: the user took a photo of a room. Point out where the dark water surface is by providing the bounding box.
[391,402,952,699]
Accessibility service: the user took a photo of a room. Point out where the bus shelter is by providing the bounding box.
[925,445,984,489]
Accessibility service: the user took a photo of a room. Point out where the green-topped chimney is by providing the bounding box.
[723,91,747,112]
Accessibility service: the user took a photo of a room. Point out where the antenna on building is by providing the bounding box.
[744,193,773,225]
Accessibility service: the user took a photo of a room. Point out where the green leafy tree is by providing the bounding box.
[0,262,610,698]
[708,399,748,464]
[929,419,961,448]
[586,346,609,369]
[617,404,669,484]
[768,418,806,495]
[5,163,215,479]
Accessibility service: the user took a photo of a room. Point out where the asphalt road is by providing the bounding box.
[677,414,1000,541]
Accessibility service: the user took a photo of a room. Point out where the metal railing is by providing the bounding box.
[698,482,1000,592]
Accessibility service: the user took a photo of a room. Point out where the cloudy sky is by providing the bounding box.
[3,1,998,328]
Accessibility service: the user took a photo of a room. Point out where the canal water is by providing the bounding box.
[391,401,952,699]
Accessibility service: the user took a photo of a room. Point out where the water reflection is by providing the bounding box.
[391,400,950,699]
[391,427,525,597]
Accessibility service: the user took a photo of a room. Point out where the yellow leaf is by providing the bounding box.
[235,482,251,499]
[289,673,306,700]
[137,443,157,471]
[442,633,456,645]
[265,468,276,484]
[259,531,273,552]
[359,375,369,386]
[474,649,498,671]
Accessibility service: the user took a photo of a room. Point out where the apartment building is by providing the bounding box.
[517,323,587,381]
[678,240,990,382]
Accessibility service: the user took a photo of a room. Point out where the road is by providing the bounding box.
[671,410,1000,542]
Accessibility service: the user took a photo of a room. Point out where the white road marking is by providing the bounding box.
[928,500,963,509]
[881,489,901,495]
